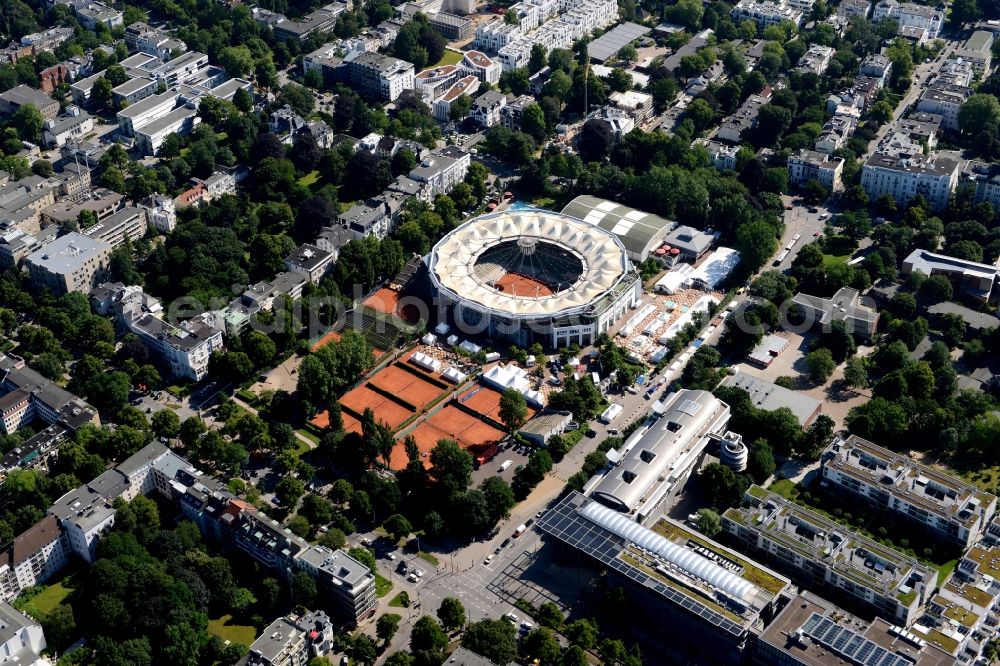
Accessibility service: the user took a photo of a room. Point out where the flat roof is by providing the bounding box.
[25,232,110,274]
[561,195,675,259]
[720,372,821,426]
[587,22,652,62]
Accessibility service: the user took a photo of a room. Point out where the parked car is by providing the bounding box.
[484,554,495,565]
[501,538,512,548]
[407,573,419,583]
[506,612,519,623]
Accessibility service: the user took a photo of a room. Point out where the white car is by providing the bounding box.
[407,573,419,583]
[506,612,519,623]
[484,554,495,565]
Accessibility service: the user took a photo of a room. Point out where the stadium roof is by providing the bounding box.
[561,195,675,261]
[429,209,630,320]
[587,22,652,63]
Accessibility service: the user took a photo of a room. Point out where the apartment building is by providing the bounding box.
[73,1,123,30]
[499,94,536,131]
[701,140,740,170]
[40,188,123,228]
[731,0,804,29]
[469,90,508,128]
[820,436,998,548]
[0,85,58,120]
[18,27,75,54]
[139,193,177,233]
[461,50,501,84]
[916,83,971,131]
[429,13,474,40]
[717,91,771,143]
[0,603,47,663]
[724,486,937,626]
[902,247,1000,304]
[81,205,147,249]
[796,44,835,75]
[284,244,334,285]
[432,75,480,122]
[0,517,68,602]
[24,232,111,295]
[0,353,97,431]
[408,146,470,198]
[788,149,845,192]
[247,610,335,666]
[42,107,93,148]
[497,40,533,71]
[936,58,975,87]
[295,547,378,624]
[609,90,653,124]
[474,18,522,53]
[872,0,944,39]
[953,30,993,74]
[837,0,871,17]
[538,492,791,664]
[124,21,187,61]
[272,3,346,42]
[860,152,960,210]
[343,51,415,101]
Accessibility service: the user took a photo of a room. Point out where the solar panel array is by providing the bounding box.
[536,493,747,637]
[800,613,916,666]
[587,22,652,62]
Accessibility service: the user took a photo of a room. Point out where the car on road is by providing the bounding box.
[608,428,620,435]
[385,552,396,561]
[525,518,534,528]
[407,573,419,583]
[484,554,494,565]
[506,612,519,623]
[520,621,534,633]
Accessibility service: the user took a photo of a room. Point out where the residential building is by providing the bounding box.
[428,13,473,40]
[268,105,308,144]
[725,486,937,626]
[755,591,956,666]
[499,94,535,131]
[872,0,944,39]
[124,22,187,61]
[342,51,415,101]
[820,435,998,549]
[701,140,740,170]
[0,517,68,602]
[82,205,147,249]
[24,232,111,294]
[953,30,992,74]
[415,64,461,104]
[731,0,804,29]
[537,492,791,664]
[339,201,391,240]
[41,107,93,148]
[719,372,822,427]
[284,244,334,284]
[860,152,960,210]
[609,90,653,124]
[927,301,1000,336]
[302,43,346,85]
[0,85,58,120]
[295,547,378,624]
[902,248,1000,304]
[588,389,731,522]
[837,0,871,17]
[139,193,177,233]
[38,63,70,93]
[788,149,844,192]
[474,18,522,53]
[408,146,470,198]
[935,59,975,87]
[0,227,57,270]
[40,188,123,228]
[18,27,75,54]
[916,84,971,131]
[469,90,507,128]
[717,91,771,143]
[796,44,835,75]
[791,286,880,338]
[860,54,893,82]
[247,609,335,666]
[461,50,501,84]
[0,602,47,662]
[272,3,346,42]
[431,75,479,122]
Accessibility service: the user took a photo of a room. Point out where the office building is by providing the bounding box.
[431,75,480,122]
[820,435,997,548]
[461,50,501,84]
[24,232,111,295]
[343,51,415,101]
[0,85,58,120]
[719,372,822,427]
[135,106,201,156]
[42,108,93,148]
[790,286,880,338]
[81,205,147,249]
[272,3,346,42]
[788,150,844,192]
[429,13,474,40]
[953,30,993,73]
[73,1,124,30]
[902,247,1000,304]
[724,486,937,626]
[755,591,955,666]
[538,492,791,664]
[124,22,187,61]
[589,389,730,523]
[860,152,960,210]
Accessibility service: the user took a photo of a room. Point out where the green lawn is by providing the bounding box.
[375,573,393,597]
[298,170,321,188]
[822,253,850,268]
[389,591,411,607]
[208,614,257,647]
[15,580,73,618]
[768,479,799,499]
[434,49,464,67]
[936,559,958,585]
[417,551,440,566]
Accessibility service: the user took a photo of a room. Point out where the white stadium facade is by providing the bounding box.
[427,208,642,348]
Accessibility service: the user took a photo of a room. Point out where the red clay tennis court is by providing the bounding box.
[457,386,539,422]
[340,385,414,429]
[363,287,420,324]
[368,364,446,411]
[494,272,554,297]
[391,404,506,470]
[310,330,341,352]
[308,409,363,434]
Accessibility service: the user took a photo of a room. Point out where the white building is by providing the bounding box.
[42,108,93,147]
[871,0,944,38]
[135,106,201,156]
[408,146,470,198]
[0,517,68,603]
[469,90,508,127]
[731,0,804,29]
[0,602,47,663]
[461,50,502,84]
[140,193,177,233]
[474,18,523,53]
[432,75,480,122]
[916,84,971,131]
[284,244,334,284]
[837,0,871,18]
[343,51,415,101]
[788,149,844,191]
[860,151,960,210]
[796,44,835,75]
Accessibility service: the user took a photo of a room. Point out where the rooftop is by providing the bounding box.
[720,372,821,426]
[25,232,110,275]
[587,22,652,62]
[561,195,675,259]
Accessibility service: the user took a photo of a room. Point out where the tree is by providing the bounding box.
[10,104,42,144]
[666,0,704,29]
[481,476,515,520]
[524,628,561,664]
[520,103,548,143]
[410,616,447,653]
[377,613,402,644]
[382,513,413,542]
[461,619,518,665]
[578,119,615,162]
[291,570,317,607]
[700,463,743,509]
[806,348,837,384]
[843,356,869,389]
[736,220,779,271]
[352,634,377,666]
[950,0,980,25]
[959,93,1000,135]
[747,439,776,483]
[498,388,528,432]
[437,597,466,630]
[429,439,473,496]
[564,619,598,649]
[275,476,305,508]
[695,508,722,537]
[151,410,180,439]
[919,274,953,302]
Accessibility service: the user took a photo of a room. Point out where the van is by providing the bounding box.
[499,459,513,471]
